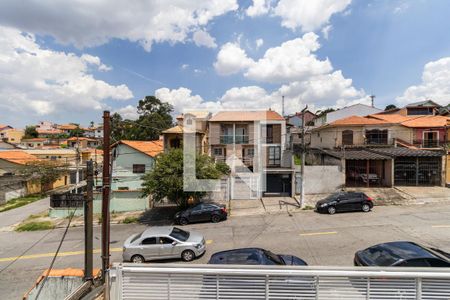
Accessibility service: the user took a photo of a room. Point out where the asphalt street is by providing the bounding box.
[1,203,450,299]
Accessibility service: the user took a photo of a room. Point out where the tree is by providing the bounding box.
[20,160,69,192]
[385,104,397,111]
[111,96,174,141]
[141,149,230,208]
[24,126,39,139]
[68,124,85,137]
[315,108,335,117]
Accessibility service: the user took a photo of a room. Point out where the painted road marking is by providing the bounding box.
[0,247,123,263]
[299,231,337,237]
[206,239,213,245]
[432,225,450,228]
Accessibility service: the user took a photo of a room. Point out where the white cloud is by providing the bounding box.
[246,0,272,17]
[274,0,352,32]
[0,0,238,51]
[0,26,133,119]
[114,105,139,120]
[321,25,332,40]
[192,30,217,48]
[396,57,450,106]
[155,87,221,115]
[215,33,332,83]
[255,38,264,49]
[245,33,332,83]
[181,64,190,70]
[213,42,255,75]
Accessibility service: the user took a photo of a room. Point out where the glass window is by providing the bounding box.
[133,164,145,173]
[427,258,450,267]
[365,129,388,144]
[266,125,273,143]
[141,237,157,245]
[397,259,429,267]
[213,148,223,156]
[268,146,281,165]
[342,130,353,145]
[159,237,174,244]
[169,227,190,241]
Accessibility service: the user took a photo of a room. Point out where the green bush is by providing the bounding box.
[122,216,139,224]
[302,205,314,210]
[16,221,54,232]
[0,194,45,213]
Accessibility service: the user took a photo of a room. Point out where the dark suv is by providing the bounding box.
[315,192,373,214]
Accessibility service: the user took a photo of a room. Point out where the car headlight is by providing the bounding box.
[320,203,329,207]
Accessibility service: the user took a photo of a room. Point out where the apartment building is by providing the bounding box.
[208,110,294,199]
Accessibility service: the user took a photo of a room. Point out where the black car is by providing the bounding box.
[315,192,373,214]
[208,248,307,265]
[174,202,227,225]
[354,241,450,267]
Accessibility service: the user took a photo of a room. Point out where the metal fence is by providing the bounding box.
[110,264,450,300]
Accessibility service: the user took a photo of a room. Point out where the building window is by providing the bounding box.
[220,125,233,144]
[169,138,181,148]
[235,125,248,144]
[268,146,281,166]
[213,148,224,156]
[342,130,353,145]
[266,125,273,143]
[186,118,192,125]
[133,164,146,173]
[246,148,255,157]
[365,129,388,144]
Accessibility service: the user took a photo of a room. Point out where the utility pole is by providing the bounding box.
[299,105,308,208]
[370,95,375,107]
[84,160,94,282]
[282,95,285,117]
[101,111,111,284]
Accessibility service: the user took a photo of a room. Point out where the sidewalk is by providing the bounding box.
[0,197,49,230]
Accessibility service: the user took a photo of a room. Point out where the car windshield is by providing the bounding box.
[264,250,284,265]
[362,246,401,266]
[169,227,190,242]
[131,233,142,243]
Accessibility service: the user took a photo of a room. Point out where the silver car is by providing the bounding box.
[122,226,206,263]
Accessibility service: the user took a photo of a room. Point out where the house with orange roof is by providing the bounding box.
[208,109,294,199]
[99,139,164,211]
[66,136,100,148]
[19,137,49,149]
[309,114,447,188]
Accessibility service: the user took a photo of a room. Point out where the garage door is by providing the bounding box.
[394,157,441,186]
[265,174,291,196]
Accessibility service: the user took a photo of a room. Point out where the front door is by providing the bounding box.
[337,195,353,211]
[140,237,159,260]
[189,204,207,222]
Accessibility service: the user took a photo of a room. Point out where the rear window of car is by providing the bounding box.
[362,247,400,266]
[211,250,262,264]
[169,227,190,242]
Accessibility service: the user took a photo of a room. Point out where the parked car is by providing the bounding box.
[315,192,373,214]
[208,248,308,265]
[174,202,227,225]
[122,226,206,263]
[354,241,450,267]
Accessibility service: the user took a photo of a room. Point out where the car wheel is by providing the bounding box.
[181,250,195,262]
[211,214,221,223]
[327,206,336,215]
[179,217,188,226]
[362,203,371,212]
[131,255,145,263]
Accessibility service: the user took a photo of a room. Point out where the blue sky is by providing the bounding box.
[1,0,450,127]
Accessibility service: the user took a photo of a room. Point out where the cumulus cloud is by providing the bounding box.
[274,0,352,32]
[396,57,450,106]
[0,0,238,51]
[214,42,255,75]
[255,38,264,49]
[155,87,221,115]
[114,105,139,120]
[215,33,332,83]
[192,30,217,48]
[0,26,133,119]
[246,0,272,17]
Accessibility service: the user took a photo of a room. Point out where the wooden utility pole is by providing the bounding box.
[101,111,111,283]
[300,105,308,208]
[84,160,94,282]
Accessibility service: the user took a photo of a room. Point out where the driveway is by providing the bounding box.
[0,197,49,229]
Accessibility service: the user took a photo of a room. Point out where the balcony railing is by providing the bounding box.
[219,135,249,144]
[110,263,450,300]
[413,140,444,148]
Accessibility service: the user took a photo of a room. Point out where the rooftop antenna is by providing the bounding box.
[282,95,285,117]
[370,95,375,107]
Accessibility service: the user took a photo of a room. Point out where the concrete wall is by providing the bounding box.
[25,276,83,300]
[300,165,345,194]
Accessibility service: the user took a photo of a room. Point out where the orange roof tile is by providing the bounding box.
[400,115,450,128]
[210,110,284,122]
[114,140,163,157]
[57,124,78,130]
[67,137,97,142]
[0,151,39,165]
[21,138,47,142]
[368,114,421,123]
[329,115,389,126]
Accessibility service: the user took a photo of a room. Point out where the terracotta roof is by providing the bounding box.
[36,128,62,134]
[209,110,284,122]
[177,111,211,119]
[114,140,163,157]
[368,114,420,123]
[67,137,97,142]
[328,115,389,126]
[400,115,450,128]
[0,151,39,165]
[57,124,78,130]
[162,125,199,134]
[21,138,47,142]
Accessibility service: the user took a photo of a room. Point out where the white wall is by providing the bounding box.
[301,165,345,194]
[321,104,382,125]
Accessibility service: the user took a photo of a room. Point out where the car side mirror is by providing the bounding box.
[172,241,178,246]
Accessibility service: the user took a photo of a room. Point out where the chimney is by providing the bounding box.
[370,95,375,107]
